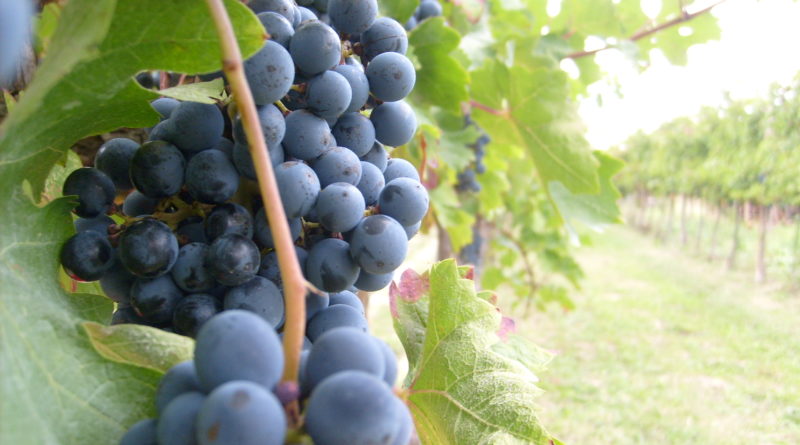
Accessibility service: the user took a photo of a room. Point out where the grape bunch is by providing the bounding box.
[58,0,427,340]
[455,114,490,193]
[403,0,443,30]
[119,310,413,445]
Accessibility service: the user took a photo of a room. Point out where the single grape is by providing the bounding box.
[224,276,285,329]
[332,64,369,113]
[119,418,158,445]
[244,40,295,106]
[214,138,234,158]
[315,182,365,233]
[162,102,224,153]
[275,161,321,218]
[74,214,114,235]
[129,141,186,198]
[328,290,365,315]
[417,0,443,20]
[304,371,400,445]
[173,293,221,338]
[366,52,415,102]
[290,21,341,76]
[371,336,398,387]
[356,161,384,206]
[130,275,184,325]
[100,251,136,304]
[253,208,302,249]
[233,104,285,149]
[232,141,284,180]
[312,146,363,187]
[403,221,421,239]
[332,112,375,157]
[391,398,414,445]
[371,100,417,147]
[297,6,317,22]
[156,361,202,414]
[94,138,139,191]
[195,380,286,445]
[62,168,116,218]
[305,238,360,292]
[282,110,335,160]
[171,243,216,293]
[305,70,353,119]
[379,177,429,226]
[60,231,114,281]
[248,0,295,22]
[177,217,208,245]
[122,190,160,217]
[404,15,417,31]
[194,310,284,391]
[157,391,205,445]
[306,327,385,390]
[151,97,180,120]
[185,149,240,205]
[349,214,408,274]
[383,158,420,182]
[206,234,260,287]
[257,246,308,288]
[306,290,330,321]
[257,12,294,48]
[361,17,408,60]
[360,141,388,172]
[327,0,377,34]
[204,203,254,242]
[354,269,393,292]
[306,304,368,341]
[118,219,180,278]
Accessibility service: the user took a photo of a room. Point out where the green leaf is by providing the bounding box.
[83,322,194,374]
[391,260,558,444]
[549,150,625,228]
[409,17,469,112]
[158,78,228,104]
[380,0,418,23]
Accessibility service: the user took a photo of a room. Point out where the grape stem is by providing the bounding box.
[204,0,307,425]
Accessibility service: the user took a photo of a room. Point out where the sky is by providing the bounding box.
[579,0,800,150]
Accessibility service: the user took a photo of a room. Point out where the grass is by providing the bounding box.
[522,226,800,445]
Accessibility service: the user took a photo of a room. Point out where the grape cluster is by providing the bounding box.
[403,0,443,30]
[120,310,413,445]
[59,0,427,341]
[456,115,490,193]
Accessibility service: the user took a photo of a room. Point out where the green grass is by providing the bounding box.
[522,226,800,445]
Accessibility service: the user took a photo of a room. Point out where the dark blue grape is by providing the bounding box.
[224,276,285,329]
[177,218,208,245]
[328,290,365,315]
[360,141,388,172]
[94,138,139,191]
[249,0,295,22]
[129,141,186,198]
[417,0,443,20]
[356,161,384,206]
[118,219,179,278]
[370,100,417,147]
[349,214,408,274]
[204,203,254,242]
[157,391,205,445]
[100,251,136,304]
[391,399,413,445]
[194,310,284,391]
[312,146,363,187]
[244,40,295,106]
[74,214,114,235]
[361,17,408,60]
[62,168,116,218]
[315,183,365,233]
[366,52,416,102]
[306,70,352,119]
[131,275,184,325]
[403,15,417,31]
[306,304,368,341]
[332,64,369,113]
[403,221,421,239]
[257,246,308,288]
[297,6,317,22]
[283,110,335,160]
[185,150,240,204]
[354,269,393,292]
[290,21,341,76]
[275,161,321,218]
[214,138,234,158]
[162,102,224,153]
[171,243,216,293]
[119,418,158,445]
[332,112,375,157]
[152,97,180,120]
[383,158,419,182]
[304,370,400,445]
[232,141,284,180]
[305,238,360,292]
[60,231,114,282]
[372,337,397,387]
[233,104,285,149]
[195,380,286,445]
[327,0,377,33]
[0,0,32,84]
[379,177,429,226]
[205,234,260,287]
[306,327,385,391]
[156,361,202,414]
[122,190,160,217]
[306,290,330,321]
[257,12,294,48]
[173,293,222,338]
[253,207,302,249]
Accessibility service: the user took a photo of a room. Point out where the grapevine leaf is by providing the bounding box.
[393,260,558,444]
[409,17,469,112]
[158,78,228,104]
[83,322,195,374]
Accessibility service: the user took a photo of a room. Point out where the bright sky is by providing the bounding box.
[580,0,800,150]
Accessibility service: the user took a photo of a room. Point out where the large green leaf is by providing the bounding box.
[550,150,625,228]
[0,1,263,443]
[409,17,469,112]
[391,261,558,444]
